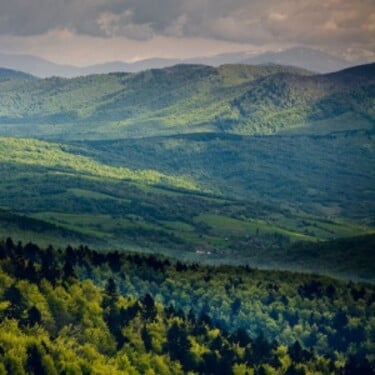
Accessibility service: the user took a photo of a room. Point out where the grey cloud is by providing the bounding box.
[0,0,98,36]
[0,0,373,54]
[0,0,249,37]
[261,0,373,44]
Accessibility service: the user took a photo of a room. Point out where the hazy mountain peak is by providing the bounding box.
[0,47,357,78]
[241,47,352,73]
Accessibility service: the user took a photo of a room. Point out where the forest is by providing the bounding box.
[0,238,373,374]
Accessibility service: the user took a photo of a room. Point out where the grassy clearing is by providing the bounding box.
[0,137,198,190]
[197,214,316,241]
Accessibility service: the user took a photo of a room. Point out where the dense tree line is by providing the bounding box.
[0,238,373,374]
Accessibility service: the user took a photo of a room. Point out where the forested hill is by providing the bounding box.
[0,63,373,140]
[0,67,35,81]
[0,238,374,374]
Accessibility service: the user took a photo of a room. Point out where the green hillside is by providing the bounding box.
[0,208,109,249]
[71,131,375,222]
[0,137,196,190]
[0,136,373,280]
[228,64,375,135]
[0,63,373,139]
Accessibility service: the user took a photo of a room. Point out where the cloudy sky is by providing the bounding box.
[0,0,373,66]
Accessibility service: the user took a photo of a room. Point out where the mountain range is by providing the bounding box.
[0,47,354,78]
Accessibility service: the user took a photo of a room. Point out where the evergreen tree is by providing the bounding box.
[166,322,191,369]
[141,326,153,352]
[26,344,46,375]
[142,293,157,321]
[26,306,42,327]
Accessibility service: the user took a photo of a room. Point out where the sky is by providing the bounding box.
[0,0,373,66]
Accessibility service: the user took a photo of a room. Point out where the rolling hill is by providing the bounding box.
[0,63,373,140]
[0,136,373,280]
[71,131,375,222]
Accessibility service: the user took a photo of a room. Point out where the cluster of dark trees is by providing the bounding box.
[0,238,373,374]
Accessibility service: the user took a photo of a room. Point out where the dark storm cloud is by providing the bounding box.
[0,0,373,49]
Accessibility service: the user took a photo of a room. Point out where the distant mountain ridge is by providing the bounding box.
[0,47,357,77]
[0,67,35,81]
[240,47,351,74]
